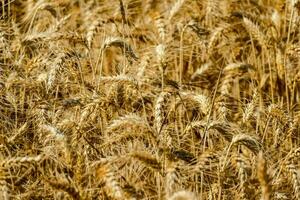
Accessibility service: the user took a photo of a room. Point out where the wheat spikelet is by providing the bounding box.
[137,55,150,81]
[1,155,44,167]
[243,17,267,49]
[230,134,262,154]
[40,124,71,159]
[190,62,211,80]
[223,134,261,170]
[216,100,229,121]
[155,43,166,70]
[286,147,300,162]
[243,90,258,123]
[223,63,253,73]
[118,0,128,24]
[21,0,57,31]
[267,104,289,125]
[257,152,271,200]
[41,124,64,140]
[187,20,210,38]
[210,122,234,141]
[271,9,281,32]
[286,164,300,200]
[154,92,170,133]
[86,19,104,49]
[22,32,78,45]
[168,0,185,22]
[100,131,155,149]
[7,122,28,143]
[184,121,233,141]
[78,102,97,127]
[96,164,124,199]
[286,43,300,58]
[129,151,161,170]
[47,52,65,90]
[165,162,179,198]
[219,76,231,96]
[102,37,138,61]
[275,48,285,80]
[0,33,6,50]
[53,14,71,32]
[154,15,166,42]
[191,150,219,172]
[220,63,254,96]
[207,26,226,56]
[21,31,53,44]
[184,120,206,134]
[31,104,48,124]
[168,190,197,200]
[236,152,247,200]
[178,91,211,115]
[106,114,148,133]
[46,178,81,200]
[99,74,138,87]
[0,171,9,200]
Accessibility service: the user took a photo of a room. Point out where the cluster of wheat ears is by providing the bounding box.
[0,0,300,199]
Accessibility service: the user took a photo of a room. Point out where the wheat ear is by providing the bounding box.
[97,163,124,199]
[46,178,81,200]
[257,152,271,200]
[168,190,197,200]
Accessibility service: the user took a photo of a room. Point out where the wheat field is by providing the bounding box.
[0,0,300,199]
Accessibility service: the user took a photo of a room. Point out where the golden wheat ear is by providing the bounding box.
[129,151,161,171]
[1,154,44,167]
[257,152,272,200]
[168,0,185,22]
[0,169,9,200]
[167,190,197,200]
[222,133,261,170]
[96,163,124,199]
[86,19,104,49]
[243,17,267,49]
[102,37,139,61]
[154,91,171,134]
[45,178,81,200]
[165,160,179,199]
[230,134,262,155]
